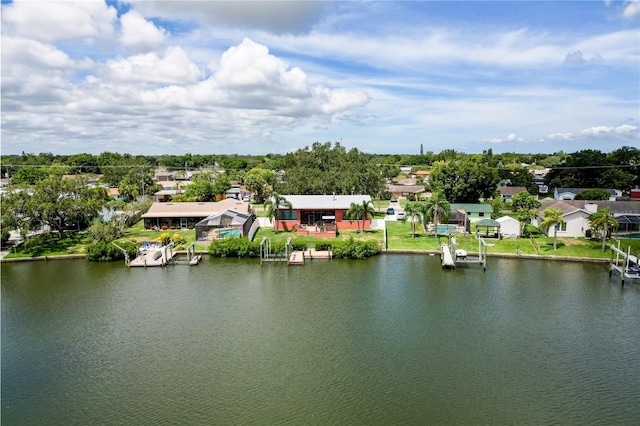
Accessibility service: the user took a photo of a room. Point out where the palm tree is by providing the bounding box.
[360,199,375,232]
[264,193,292,233]
[588,207,619,253]
[346,202,364,232]
[405,202,420,238]
[425,190,450,234]
[539,207,565,251]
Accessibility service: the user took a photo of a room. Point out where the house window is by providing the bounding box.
[479,212,485,217]
[555,223,567,232]
[278,211,297,220]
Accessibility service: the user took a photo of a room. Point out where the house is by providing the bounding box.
[414,170,430,182]
[497,187,529,202]
[533,199,595,238]
[553,188,617,201]
[535,199,640,236]
[449,203,493,223]
[154,171,175,182]
[631,187,640,199]
[142,199,249,230]
[386,184,426,201]
[195,209,255,241]
[273,194,373,237]
[496,216,521,238]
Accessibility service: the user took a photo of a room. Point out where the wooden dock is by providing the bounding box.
[288,249,332,265]
[130,246,176,267]
[440,244,455,269]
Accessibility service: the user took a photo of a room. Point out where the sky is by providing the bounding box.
[1,0,639,156]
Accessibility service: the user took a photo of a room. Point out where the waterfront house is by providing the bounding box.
[195,209,255,241]
[534,199,640,236]
[449,203,493,223]
[273,194,373,237]
[142,199,249,230]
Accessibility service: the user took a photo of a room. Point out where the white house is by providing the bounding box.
[553,187,617,201]
[496,216,521,238]
[533,200,595,238]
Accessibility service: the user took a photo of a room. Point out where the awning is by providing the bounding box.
[322,215,336,220]
[475,218,501,227]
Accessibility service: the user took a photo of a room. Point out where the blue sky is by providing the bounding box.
[1,0,638,156]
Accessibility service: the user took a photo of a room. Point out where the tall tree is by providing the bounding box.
[359,199,375,233]
[588,208,619,253]
[510,191,541,235]
[539,208,565,251]
[244,168,276,202]
[425,190,450,233]
[404,202,421,237]
[428,159,499,202]
[264,193,292,233]
[346,202,364,233]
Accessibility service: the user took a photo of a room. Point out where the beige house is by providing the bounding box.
[142,199,249,230]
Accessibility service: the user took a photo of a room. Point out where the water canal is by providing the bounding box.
[2,255,639,425]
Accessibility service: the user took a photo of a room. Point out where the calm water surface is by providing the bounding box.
[2,255,640,425]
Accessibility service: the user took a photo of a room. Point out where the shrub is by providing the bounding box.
[208,237,259,258]
[86,240,137,262]
[158,232,171,245]
[315,241,333,251]
[171,233,187,245]
[332,237,381,259]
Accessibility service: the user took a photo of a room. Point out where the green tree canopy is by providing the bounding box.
[428,159,499,202]
[587,208,619,253]
[539,207,565,251]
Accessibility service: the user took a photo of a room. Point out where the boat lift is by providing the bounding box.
[441,236,493,271]
[609,241,640,286]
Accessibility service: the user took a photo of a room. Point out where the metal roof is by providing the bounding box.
[279,195,372,210]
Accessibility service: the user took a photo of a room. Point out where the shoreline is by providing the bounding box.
[1,250,610,264]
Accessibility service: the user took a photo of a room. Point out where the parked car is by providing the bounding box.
[386,207,395,215]
[390,197,398,203]
[396,211,405,219]
[242,195,251,202]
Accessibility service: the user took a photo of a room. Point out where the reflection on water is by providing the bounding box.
[2,256,639,425]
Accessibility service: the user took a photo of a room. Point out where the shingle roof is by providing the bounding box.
[498,187,528,195]
[450,203,493,213]
[539,199,640,215]
[142,199,249,218]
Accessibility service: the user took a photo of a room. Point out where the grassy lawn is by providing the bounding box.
[5,219,640,260]
[253,227,384,246]
[386,219,640,259]
[119,221,209,251]
[3,232,90,258]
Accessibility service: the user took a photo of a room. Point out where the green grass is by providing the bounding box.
[6,218,640,261]
[3,232,90,258]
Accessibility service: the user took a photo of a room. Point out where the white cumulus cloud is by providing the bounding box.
[1,0,116,42]
[105,46,202,85]
[623,0,640,18]
[119,10,168,50]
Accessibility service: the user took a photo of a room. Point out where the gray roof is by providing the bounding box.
[386,184,426,194]
[281,195,372,210]
[475,218,501,227]
[450,203,493,213]
[555,188,616,196]
[538,199,640,215]
[142,199,249,218]
[195,209,251,227]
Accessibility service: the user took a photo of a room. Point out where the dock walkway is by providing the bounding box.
[130,246,175,267]
[288,249,332,265]
[440,244,455,269]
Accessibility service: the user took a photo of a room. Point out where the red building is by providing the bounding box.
[273,195,373,238]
